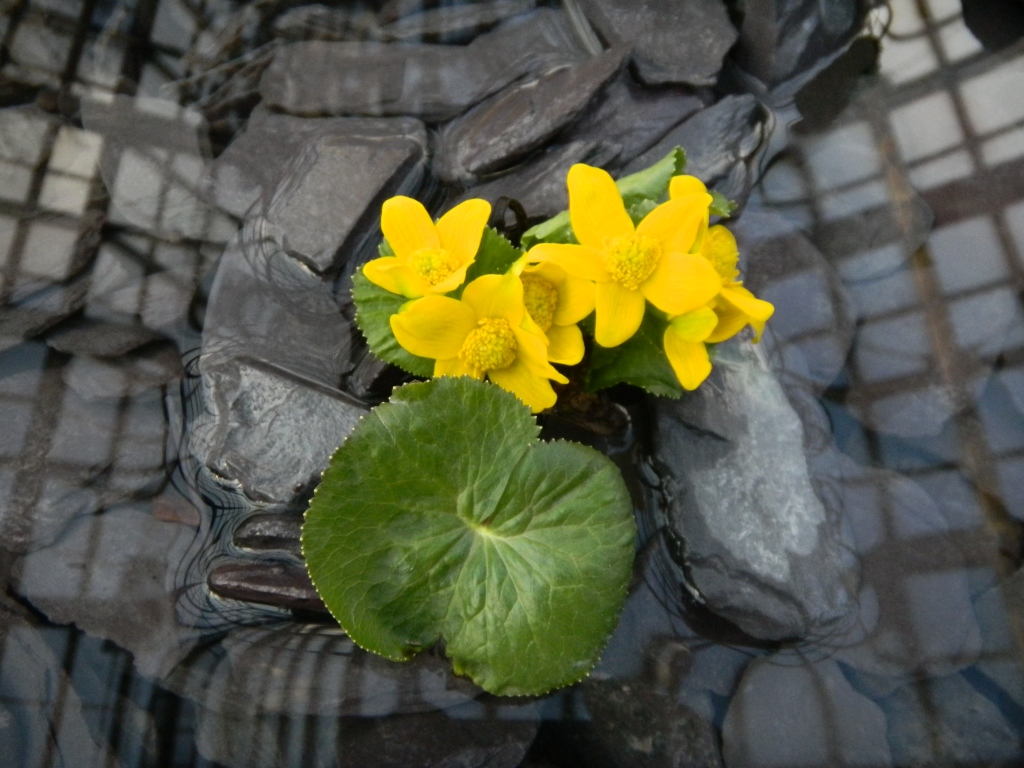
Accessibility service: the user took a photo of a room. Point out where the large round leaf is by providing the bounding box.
[302,377,636,696]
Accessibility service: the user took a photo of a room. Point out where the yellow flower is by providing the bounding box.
[363,196,491,298]
[514,259,595,366]
[390,272,568,412]
[526,164,722,349]
[663,307,719,390]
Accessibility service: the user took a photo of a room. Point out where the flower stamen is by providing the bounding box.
[459,318,517,374]
[521,274,559,332]
[408,247,463,287]
[604,235,661,291]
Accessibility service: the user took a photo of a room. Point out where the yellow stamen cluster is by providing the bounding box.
[521,274,559,332]
[604,235,662,290]
[459,318,517,374]
[408,247,463,286]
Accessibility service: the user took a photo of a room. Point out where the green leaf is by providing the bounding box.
[520,148,686,249]
[709,190,738,218]
[302,377,636,696]
[586,312,683,398]
[455,227,522,297]
[351,270,434,378]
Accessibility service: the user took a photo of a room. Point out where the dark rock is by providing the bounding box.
[12,503,201,678]
[579,0,737,86]
[434,44,629,183]
[264,123,427,274]
[209,561,327,614]
[561,71,706,169]
[43,316,165,357]
[445,140,621,221]
[60,343,184,401]
[962,0,1024,51]
[188,357,368,507]
[879,672,1023,766]
[732,0,869,94]
[794,37,881,134]
[346,345,412,401]
[379,0,538,43]
[200,219,353,389]
[259,8,587,120]
[0,274,90,352]
[651,340,854,641]
[626,95,769,210]
[722,657,891,767]
[234,512,302,555]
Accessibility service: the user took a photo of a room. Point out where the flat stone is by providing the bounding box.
[200,219,353,389]
[434,44,629,183]
[561,70,706,168]
[264,126,426,273]
[379,0,537,43]
[43,316,165,357]
[60,343,183,401]
[651,340,854,641]
[722,657,892,767]
[445,140,621,221]
[208,561,327,614]
[626,95,769,209]
[233,512,302,555]
[580,0,737,86]
[259,8,587,120]
[188,357,368,507]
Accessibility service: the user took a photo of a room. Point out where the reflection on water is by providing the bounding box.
[1,0,1024,766]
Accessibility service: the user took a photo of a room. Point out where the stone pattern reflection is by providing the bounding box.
[0,0,1023,767]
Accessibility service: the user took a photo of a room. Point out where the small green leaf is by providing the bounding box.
[352,270,434,377]
[586,312,683,398]
[520,148,686,249]
[710,190,738,218]
[302,377,636,696]
[456,227,522,297]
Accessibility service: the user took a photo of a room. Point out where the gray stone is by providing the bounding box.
[264,125,426,273]
[234,512,302,555]
[580,0,737,86]
[0,274,90,352]
[208,561,327,614]
[201,219,353,389]
[652,340,854,641]
[43,316,165,357]
[60,343,184,401]
[434,44,629,183]
[973,568,1024,709]
[259,8,587,120]
[271,4,380,42]
[379,0,538,43]
[189,357,368,507]
[722,657,892,767]
[561,70,706,168]
[626,96,770,209]
[446,140,621,221]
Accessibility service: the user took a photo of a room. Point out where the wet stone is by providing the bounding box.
[378,0,538,43]
[580,0,737,86]
[651,340,854,641]
[271,5,381,43]
[626,95,769,209]
[43,316,165,357]
[209,561,327,615]
[434,44,629,183]
[188,357,368,508]
[264,126,426,274]
[561,70,706,169]
[259,8,587,120]
[0,275,90,352]
[233,512,302,555]
[60,343,184,401]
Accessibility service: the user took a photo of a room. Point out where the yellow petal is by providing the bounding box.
[513,326,569,383]
[435,358,482,378]
[460,272,524,325]
[594,281,646,348]
[488,358,558,413]
[567,163,634,249]
[669,175,708,198]
[424,261,473,296]
[436,198,491,268]
[663,329,711,391]
[526,243,610,282]
[667,306,718,343]
[636,193,712,255]
[705,300,749,344]
[527,261,596,326]
[546,323,585,365]
[380,196,439,259]
[390,296,476,359]
[707,283,775,343]
[640,252,722,315]
[702,225,740,281]
[689,213,709,254]
[362,258,429,298]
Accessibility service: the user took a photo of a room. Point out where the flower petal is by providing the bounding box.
[667,306,718,343]
[529,264,597,326]
[460,272,524,325]
[640,252,722,315]
[636,193,711,255]
[436,198,491,267]
[546,323,585,365]
[435,358,481,378]
[381,196,439,259]
[594,281,646,348]
[488,358,558,413]
[513,327,569,383]
[703,224,740,281]
[663,329,711,391]
[567,163,634,249]
[362,257,428,298]
[526,243,609,282]
[706,283,775,343]
[669,175,708,199]
[390,296,476,360]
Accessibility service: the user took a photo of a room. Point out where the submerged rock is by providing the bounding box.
[433,44,629,183]
[579,0,737,86]
[43,316,165,357]
[259,9,587,120]
[378,0,538,43]
[208,561,327,614]
[651,340,854,641]
[233,512,303,555]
